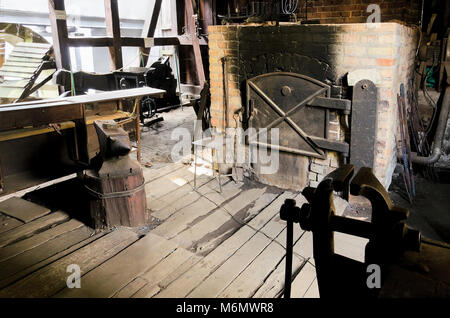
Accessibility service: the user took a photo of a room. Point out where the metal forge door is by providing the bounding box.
[246,72,350,190]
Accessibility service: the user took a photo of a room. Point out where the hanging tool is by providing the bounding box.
[400,84,416,197]
[397,93,413,202]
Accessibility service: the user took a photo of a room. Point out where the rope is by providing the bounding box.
[84,181,146,199]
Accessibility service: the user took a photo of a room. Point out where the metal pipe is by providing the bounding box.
[410,86,450,165]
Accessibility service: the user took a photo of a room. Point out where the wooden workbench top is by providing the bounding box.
[0,87,166,112]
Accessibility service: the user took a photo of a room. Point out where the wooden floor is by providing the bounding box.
[0,162,367,298]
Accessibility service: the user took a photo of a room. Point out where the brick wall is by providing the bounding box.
[305,0,421,24]
[208,22,418,189]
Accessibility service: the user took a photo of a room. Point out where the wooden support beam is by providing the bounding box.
[140,0,163,67]
[104,0,123,71]
[185,0,206,86]
[48,0,70,93]
[199,0,214,34]
[66,36,207,48]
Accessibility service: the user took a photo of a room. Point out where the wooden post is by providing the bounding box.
[199,0,214,34]
[135,98,141,163]
[0,39,5,68]
[185,0,206,86]
[48,0,71,72]
[104,0,123,71]
[140,0,163,67]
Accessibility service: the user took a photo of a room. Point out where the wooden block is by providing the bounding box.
[0,228,138,298]
[0,226,94,281]
[55,233,178,298]
[0,197,51,223]
[0,219,84,262]
[0,211,69,248]
[0,214,23,235]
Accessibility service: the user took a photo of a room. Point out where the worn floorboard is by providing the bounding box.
[55,233,178,298]
[0,163,338,299]
[0,228,138,298]
[0,211,69,248]
[0,197,51,223]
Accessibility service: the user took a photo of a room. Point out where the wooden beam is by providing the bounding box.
[140,0,163,66]
[185,0,206,86]
[199,0,214,34]
[48,0,70,94]
[104,0,123,70]
[66,36,207,47]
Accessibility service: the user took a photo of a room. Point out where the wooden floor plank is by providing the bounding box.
[252,255,305,298]
[0,197,51,223]
[218,236,286,298]
[152,180,242,240]
[171,187,279,255]
[132,247,199,298]
[188,232,273,298]
[0,214,24,235]
[0,226,93,281]
[186,206,297,298]
[0,228,138,298]
[155,191,297,298]
[155,226,256,298]
[156,254,203,291]
[0,219,84,262]
[290,262,317,298]
[112,277,148,298]
[0,211,69,248]
[145,167,197,201]
[303,278,319,298]
[148,175,212,218]
[0,231,107,290]
[55,233,178,298]
[143,163,185,183]
[334,232,368,262]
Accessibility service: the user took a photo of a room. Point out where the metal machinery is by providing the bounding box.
[55,56,180,124]
[280,165,450,298]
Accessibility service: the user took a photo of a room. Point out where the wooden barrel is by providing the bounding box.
[83,157,147,229]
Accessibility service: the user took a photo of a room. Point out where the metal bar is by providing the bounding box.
[249,141,325,159]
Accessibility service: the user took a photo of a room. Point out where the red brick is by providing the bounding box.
[377,58,395,66]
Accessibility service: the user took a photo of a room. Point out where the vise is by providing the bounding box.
[280,165,450,298]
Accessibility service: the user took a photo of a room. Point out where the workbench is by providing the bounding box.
[0,87,165,196]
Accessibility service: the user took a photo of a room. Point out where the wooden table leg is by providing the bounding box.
[135,98,141,163]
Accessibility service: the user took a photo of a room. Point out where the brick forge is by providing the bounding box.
[208,23,418,190]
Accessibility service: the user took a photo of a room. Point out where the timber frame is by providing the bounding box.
[48,0,216,91]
